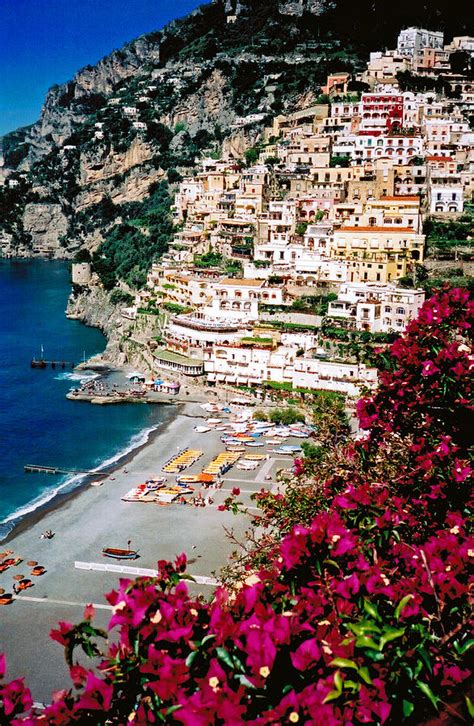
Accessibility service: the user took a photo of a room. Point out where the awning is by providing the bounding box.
[217,374,226,382]
[226,376,237,383]
[207,373,216,381]
[237,377,248,384]
[154,379,164,386]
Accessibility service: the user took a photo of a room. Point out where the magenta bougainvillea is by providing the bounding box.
[1,288,472,725]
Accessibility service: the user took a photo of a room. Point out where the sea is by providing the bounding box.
[0,259,168,540]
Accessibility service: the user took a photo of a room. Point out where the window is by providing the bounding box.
[396,307,405,315]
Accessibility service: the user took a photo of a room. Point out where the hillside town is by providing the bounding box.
[69,26,472,399]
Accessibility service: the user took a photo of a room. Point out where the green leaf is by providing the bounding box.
[216,647,235,670]
[166,705,183,716]
[402,699,414,717]
[334,670,343,693]
[235,674,257,689]
[416,681,440,711]
[330,658,358,670]
[350,620,381,636]
[363,649,386,662]
[355,635,379,650]
[454,638,474,655]
[465,696,474,718]
[415,645,432,673]
[343,679,360,692]
[323,558,341,571]
[357,667,372,685]
[395,594,413,621]
[363,600,382,622]
[185,650,199,668]
[200,634,217,647]
[379,627,405,651]
[323,689,342,704]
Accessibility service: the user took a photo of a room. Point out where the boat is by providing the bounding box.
[102,547,139,560]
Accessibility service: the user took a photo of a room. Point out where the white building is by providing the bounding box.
[397,28,444,58]
[328,282,426,332]
[204,279,288,322]
[429,183,464,214]
[293,357,378,396]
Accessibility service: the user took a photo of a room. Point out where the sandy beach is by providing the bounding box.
[0,401,294,702]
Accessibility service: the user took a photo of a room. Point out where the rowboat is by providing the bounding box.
[102,547,139,560]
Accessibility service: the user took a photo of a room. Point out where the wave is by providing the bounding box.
[54,371,101,383]
[0,422,162,541]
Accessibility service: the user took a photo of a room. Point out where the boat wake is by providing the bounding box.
[0,423,162,541]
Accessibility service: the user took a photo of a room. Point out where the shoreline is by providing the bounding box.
[0,403,181,545]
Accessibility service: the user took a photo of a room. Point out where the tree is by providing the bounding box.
[0,290,472,722]
[244,147,259,166]
[449,50,471,74]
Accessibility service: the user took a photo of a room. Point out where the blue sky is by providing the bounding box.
[0,0,202,136]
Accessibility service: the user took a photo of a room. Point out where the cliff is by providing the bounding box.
[67,287,161,374]
[1,0,471,263]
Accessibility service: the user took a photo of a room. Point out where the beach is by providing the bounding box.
[0,400,295,702]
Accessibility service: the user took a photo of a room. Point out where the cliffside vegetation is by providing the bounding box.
[0,0,472,277]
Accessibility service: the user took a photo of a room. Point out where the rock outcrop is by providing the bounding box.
[22,203,69,255]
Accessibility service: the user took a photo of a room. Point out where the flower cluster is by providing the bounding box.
[0,288,472,724]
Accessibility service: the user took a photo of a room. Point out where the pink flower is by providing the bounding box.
[83,603,95,621]
[421,360,440,377]
[50,621,75,647]
[290,638,321,671]
[232,487,241,496]
[0,677,32,717]
[74,672,113,712]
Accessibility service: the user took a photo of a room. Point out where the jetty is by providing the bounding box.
[31,358,75,369]
[24,464,98,475]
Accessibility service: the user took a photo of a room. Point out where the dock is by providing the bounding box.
[31,358,75,369]
[24,464,98,475]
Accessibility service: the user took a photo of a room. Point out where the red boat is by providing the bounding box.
[102,547,139,560]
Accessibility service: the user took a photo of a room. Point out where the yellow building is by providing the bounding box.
[331,225,425,283]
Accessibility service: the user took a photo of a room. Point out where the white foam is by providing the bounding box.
[55,371,100,383]
[0,423,161,536]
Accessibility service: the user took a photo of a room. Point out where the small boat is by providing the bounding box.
[102,547,139,560]
[31,566,46,577]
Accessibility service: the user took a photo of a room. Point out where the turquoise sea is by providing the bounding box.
[0,259,167,539]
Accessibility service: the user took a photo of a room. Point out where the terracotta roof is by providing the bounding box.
[338,226,418,233]
[219,278,265,287]
[377,196,420,202]
[426,156,454,162]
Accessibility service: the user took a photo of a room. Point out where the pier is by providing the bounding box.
[24,464,98,475]
[31,358,75,369]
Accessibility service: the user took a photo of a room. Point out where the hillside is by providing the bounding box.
[0,0,471,268]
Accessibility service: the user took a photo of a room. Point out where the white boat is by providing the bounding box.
[194,426,211,433]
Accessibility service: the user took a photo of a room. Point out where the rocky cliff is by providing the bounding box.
[1,0,470,263]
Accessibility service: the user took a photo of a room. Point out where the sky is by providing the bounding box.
[0,0,202,137]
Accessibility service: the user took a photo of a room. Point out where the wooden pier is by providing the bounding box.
[24,464,98,475]
[31,358,75,369]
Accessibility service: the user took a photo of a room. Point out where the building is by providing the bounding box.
[327,282,426,332]
[292,356,378,396]
[397,28,444,58]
